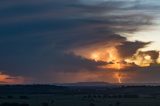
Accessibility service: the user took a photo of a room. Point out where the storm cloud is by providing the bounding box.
[116,41,151,58]
[0,0,159,83]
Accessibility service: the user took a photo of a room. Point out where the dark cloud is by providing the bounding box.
[116,41,151,58]
[118,64,160,83]
[138,51,159,62]
[0,0,158,83]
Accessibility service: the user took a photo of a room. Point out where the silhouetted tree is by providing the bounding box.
[42,102,48,106]
[19,96,29,99]
[0,102,18,106]
[20,103,29,106]
[7,96,14,99]
[109,103,113,106]
[89,103,95,106]
[115,101,120,106]
[51,100,54,104]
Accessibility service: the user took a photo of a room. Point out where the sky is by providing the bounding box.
[0,0,160,84]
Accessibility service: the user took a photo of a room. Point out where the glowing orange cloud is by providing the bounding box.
[72,46,129,83]
[72,44,160,83]
[0,72,24,84]
[157,52,160,64]
[90,47,120,62]
[125,51,158,67]
[75,47,127,70]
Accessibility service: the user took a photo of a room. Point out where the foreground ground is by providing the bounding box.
[1,94,160,106]
[1,85,160,106]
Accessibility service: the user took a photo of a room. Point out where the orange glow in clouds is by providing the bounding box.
[157,52,160,64]
[125,52,158,67]
[73,46,160,83]
[0,72,24,84]
[90,47,120,62]
[89,47,128,83]
[90,47,128,70]
[74,47,127,83]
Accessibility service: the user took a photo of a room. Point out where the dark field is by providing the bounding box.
[1,85,160,106]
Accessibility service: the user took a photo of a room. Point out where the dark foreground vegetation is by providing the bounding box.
[1,84,160,106]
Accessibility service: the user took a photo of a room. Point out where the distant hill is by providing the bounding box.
[1,84,160,95]
[55,82,160,87]
[56,82,116,87]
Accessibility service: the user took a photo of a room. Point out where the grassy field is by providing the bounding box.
[1,94,160,106]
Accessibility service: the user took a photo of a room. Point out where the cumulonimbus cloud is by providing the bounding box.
[0,0,159,83]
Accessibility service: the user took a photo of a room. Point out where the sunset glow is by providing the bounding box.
[0,72,24,84]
